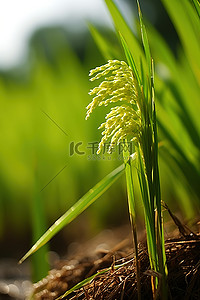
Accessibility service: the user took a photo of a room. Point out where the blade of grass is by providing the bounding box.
[105,0,144,70]
[57,268,108,299]
[146,20,200,211]
[119,33,141,85]
[137,146,156,270]
[192,0,200,17]
[31,176,49,282]
[137,1,151,76]
[19,164,124,264]
[152,90,168,296]
[88,24,121,60]
[162,0,200,85]
[158,121,200,200]
[137,2,153,117]
[147,23,200,143]
[136,12,168,295]
[56,259,134,300]
[123,149,141,300]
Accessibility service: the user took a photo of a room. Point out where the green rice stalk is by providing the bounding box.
[123,145,141,300]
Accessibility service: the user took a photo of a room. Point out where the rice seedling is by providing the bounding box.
[85,5,167,295]
[19,3,169,299]
[86,59,142,298]
[9,0,199,298]
[93,0,200,217]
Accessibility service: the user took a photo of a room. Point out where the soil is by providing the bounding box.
[31,224,200,300]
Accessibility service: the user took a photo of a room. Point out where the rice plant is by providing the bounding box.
[85,6,167,296]
[92,0,200,217]
[18,0,200,298]
[19,3,169,299]
[86,59,142,298]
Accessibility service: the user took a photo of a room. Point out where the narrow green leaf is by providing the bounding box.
[124,156,137,225]
[137,147,157,271]
[119,33,141,85]
[88,24,121,60]
[57,260,131,299]
[192,0,200,17]
[105,0,144,70]
[123,148,141,299]
[147,24,200,148]
[162,0,200,84]
[57,269,107,299]
[19,164,124,264]
[31,180,49,282]
[137,0,151,75]
[146,21,177,75]
[152,98,168,279]
[158,121,200,200]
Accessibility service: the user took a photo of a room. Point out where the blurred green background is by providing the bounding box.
[0,0,199,265]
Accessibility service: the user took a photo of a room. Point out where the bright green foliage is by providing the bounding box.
[121,11,167,297]
[86,56,143,297]
[93,0,200,216]
[31,176,49,282]
[19,164,124,264]
[0,0,199,295]
[85,4,168,294]
[123,150,141,298]
[149,0,200,214]
[89,24,121,60]
[105,0,144,70]
[56,259,133,299]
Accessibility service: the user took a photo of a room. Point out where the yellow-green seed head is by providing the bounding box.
[86,60,141,153]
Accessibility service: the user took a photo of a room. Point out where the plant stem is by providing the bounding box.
[123,145,141,300]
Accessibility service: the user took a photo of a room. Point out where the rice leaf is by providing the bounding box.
[56,260,132,299]
[105,0,144,70]
[88,24,121,60]
[31,181,49,282]
[192,0,200,17]
[137,1,151,75]
[56,269,107,299]
[158,121,200,200]
[137,146,156,271]
[19,164,124,264]
[162,0,200,84]
[119,33,141,85]
[123,149,141,299]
